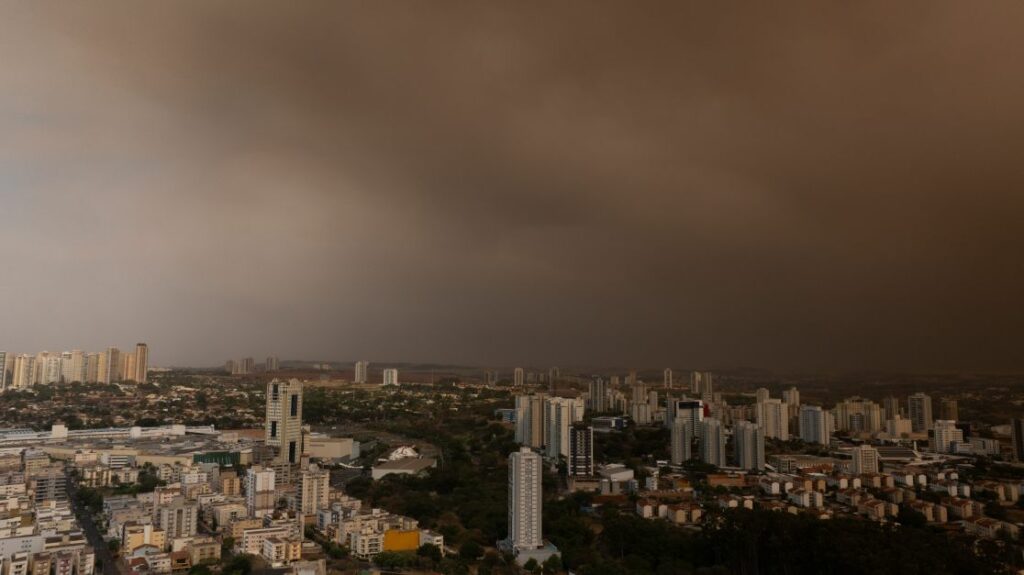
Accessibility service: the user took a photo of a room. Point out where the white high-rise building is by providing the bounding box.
[96,351,108,384]
[40,353,62,385]
[245,466,277,517]
[296,464,330,515]
[354,361,369,384]
[265,356,280,372]
[782,387,800,407]
[834,397,883,432]
[756,399,789,440]
[544,397,585,458]
[588,378,608,413]
[514,367,525,388]
[667,399,704,436]
[755,387,770,403]
[266,379,303,464]
[932,420,964,454]
[734,420,765,471]
[799,405,831,445]
[382,368,399,386]
[690,371,713,396]
[908,393,933,433]
[507,447,543,552]
[670,418,693,465]
[851,444,880,474]
[66,350,85,383]
[700,418,726,468]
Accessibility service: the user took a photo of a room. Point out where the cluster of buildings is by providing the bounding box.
[224,356,279,376]
[504,370,1024,552]
[0,344,149,391]
[0,448,96,575]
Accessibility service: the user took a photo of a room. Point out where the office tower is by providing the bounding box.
[12,355,35,389]
[734,420,765,471]
[908,393,933,432]
[940,398,959,422]
[245,466,277,517]
[568,424,594,476]
[382,368,398,386]
[265,356,280,372]
[663,368,673,389]
[882,396,901,421]
[1012,419,1024,462]
[0,351,6,391]
[755,399,789,440]
[932,420,964,453]
[105,347,121,383]
[851,445,880,474]
[670,418,693,465]
[135,343,149,383]
[700,418,726,468]
[833,397,883,432]
[507,447,543,552]
[122,352,137,383]
[297,464,330,515]
[513,367,525,388]
[85,353,100,383]
[782,386,800,407]
[799,405,831,445]
[588,378,608,413]
[266,379,303,464]
[354,361,369,384]
[544,397,585,458]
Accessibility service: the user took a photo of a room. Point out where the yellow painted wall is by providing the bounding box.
[382,529,419,552]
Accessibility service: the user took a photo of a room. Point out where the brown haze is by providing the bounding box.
[1,2,1023,370]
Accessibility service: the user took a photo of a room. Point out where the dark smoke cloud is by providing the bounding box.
[1,2,1023,370]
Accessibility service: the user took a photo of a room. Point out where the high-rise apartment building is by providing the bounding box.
[756,399,789,440]
[382,368,399,386]
[514,394,547,449]
[245,466,277,517]
[588,378,608,413]
[105,347,121,383]
[690,371,713,397]
[568,425,594,477]
[507,447,543,552]
[799,405,831,445]
[782,386,800,407]
[700,418,726,468]
[354,361,369,384]
[156,498,198,539]
[544,397,585,458]
[12,355,35,389]
[134,343,149,383]
[663,368,673,389]
[908,393,933,433]
[296,464,330,515]
[932,420,964,453]
[266,379,303,464]
[834,397,883,432]
[0,352,6,391]
[1012,419,1024,462]
[851,445,880,474]
[734,420,765,471]
[882,396,901,421]
[85,353,100,383]
[265,356,280,372]
[513,367,525,388]
[940,398,959,422]
[670,418,693,465]
[121,352,137,383]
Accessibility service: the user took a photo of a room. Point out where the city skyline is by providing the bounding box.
[2,3,1024,370]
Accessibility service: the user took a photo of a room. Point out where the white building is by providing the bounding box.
[908,393,933,432]
[670,418,693,465]
[700,418,726,468]
[756,399,789,440]
[507,448,543,552]
[734,421,765,471]
[851,445,880,475]
[799,405,831,445]
[266,379,303,464]
[382,369,398,386]
[354,361,369,384]
[932,420,964,454]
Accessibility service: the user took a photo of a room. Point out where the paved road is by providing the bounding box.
[68,484,124,575]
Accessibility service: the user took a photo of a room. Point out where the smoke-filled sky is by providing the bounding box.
[2,2,1023,370]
